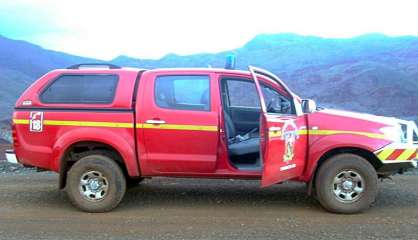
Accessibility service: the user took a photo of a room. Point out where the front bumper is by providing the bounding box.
[375,119,418,169]
[5,150,18,164]
[377,160,417,174]
[375,142,417,174]
[375,144,417,162]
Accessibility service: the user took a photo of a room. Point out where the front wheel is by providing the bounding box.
[66,153,127,212]
[315,154,378,214]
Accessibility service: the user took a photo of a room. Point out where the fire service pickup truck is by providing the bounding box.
[5,62,418,213]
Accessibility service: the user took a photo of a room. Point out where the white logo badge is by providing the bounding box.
[29,112,44,132]
[22,100,33,106]
[281,121,299,163]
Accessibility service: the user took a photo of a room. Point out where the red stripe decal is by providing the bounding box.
[408,150,418,160]
[387,149,404,161]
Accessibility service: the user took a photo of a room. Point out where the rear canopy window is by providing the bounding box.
[40,74,118,104]
[155,75,210,111]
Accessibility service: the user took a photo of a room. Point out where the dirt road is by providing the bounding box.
[0,171,417,240]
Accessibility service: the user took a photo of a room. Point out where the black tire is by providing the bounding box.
[66,152,127,212]
[315,154,378,214]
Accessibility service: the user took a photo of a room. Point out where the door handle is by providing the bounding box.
[145,119,166,125]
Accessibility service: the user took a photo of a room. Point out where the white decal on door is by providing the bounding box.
[281,120,299,163]
[280,163,296,171]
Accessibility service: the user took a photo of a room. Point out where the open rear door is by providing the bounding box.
[249,66,307,187]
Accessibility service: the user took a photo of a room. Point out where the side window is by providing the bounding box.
[41,74,118,104]
[155,75,210,111]
[262,85,293,114]
[225,78,294,114]
[226,80,260,108]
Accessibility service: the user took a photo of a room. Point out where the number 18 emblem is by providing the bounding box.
[29,112,44,132]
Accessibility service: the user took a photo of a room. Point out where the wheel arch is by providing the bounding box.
[52,129,139,189]
[306,146,382,195]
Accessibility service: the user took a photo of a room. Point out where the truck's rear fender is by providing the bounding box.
[52,128,139,184]
[301,134,388,182]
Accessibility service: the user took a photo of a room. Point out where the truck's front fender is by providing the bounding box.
[301,134,389,181]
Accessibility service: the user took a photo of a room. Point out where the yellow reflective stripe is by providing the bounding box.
[140,123,218,132]
[309,130,386,140]
[298,129,308,135]
[269,131,282,138]
[13,119,133,128]
[11,117,388,138]
[12,119,218,131]
[269,129,306,138]
[13,119,29,124]
[268,129,385,140]
[377,148,395,160]
[43,120,133,128]
[396,149,416,160]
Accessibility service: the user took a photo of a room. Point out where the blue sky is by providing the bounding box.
[0,0,417,60]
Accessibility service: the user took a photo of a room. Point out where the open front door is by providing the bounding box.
[249,66,307,187]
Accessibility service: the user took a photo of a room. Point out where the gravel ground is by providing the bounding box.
[1,160,416,176]
[0,161,37,174]
[0,161,417,240]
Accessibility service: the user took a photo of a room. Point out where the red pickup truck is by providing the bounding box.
[5,63,418,213]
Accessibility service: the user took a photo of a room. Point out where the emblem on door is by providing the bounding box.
[281,121,299,163]
[29,112,44,132]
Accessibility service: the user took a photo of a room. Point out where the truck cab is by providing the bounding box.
[6,63,418,213]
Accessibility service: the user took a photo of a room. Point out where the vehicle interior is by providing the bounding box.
[220,77,294,171]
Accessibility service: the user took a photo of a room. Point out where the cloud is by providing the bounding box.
[0,0,417,60]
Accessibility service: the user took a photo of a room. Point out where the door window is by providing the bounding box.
[155,75,210,111]
[226,80,260,108]
[225,79,293,114]
[261,85,293,114]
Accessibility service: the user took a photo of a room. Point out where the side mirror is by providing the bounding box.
[302,99,316,114]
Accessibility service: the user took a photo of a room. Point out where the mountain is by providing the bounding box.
[1,33,418,142]
[112,33,418,121]
[0,35,100,121]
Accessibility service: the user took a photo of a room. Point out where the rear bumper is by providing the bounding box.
[5,149,19,164]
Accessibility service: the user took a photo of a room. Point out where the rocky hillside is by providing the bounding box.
[0,140,10,158]
[0,119,11,143]
[0,35,98,122]
[112,33,418,122]
[1,33,418,142]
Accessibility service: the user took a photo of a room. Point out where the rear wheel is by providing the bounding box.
[66,153,127,212]
[315,154,378,214]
